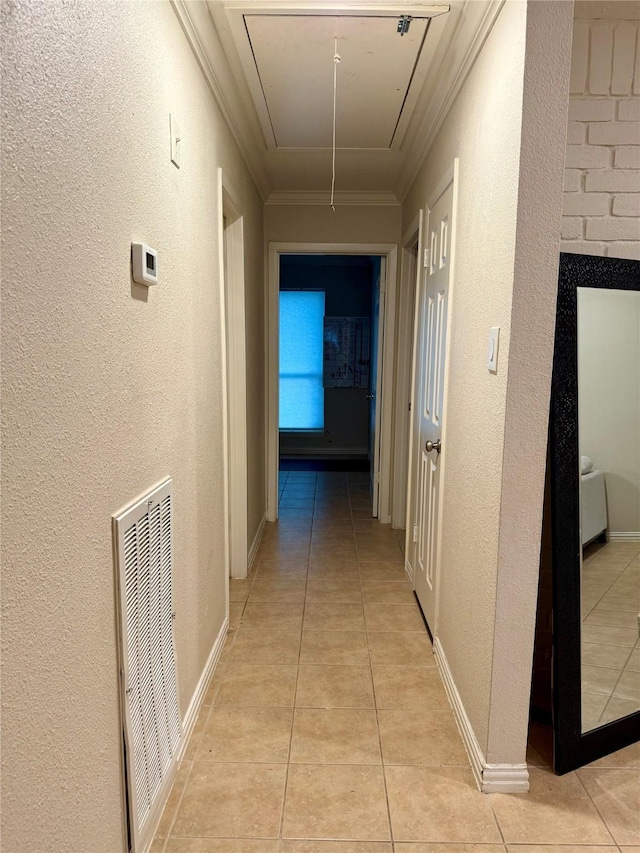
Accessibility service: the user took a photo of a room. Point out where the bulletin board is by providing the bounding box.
[323,316,371,389]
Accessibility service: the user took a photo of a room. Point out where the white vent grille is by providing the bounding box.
[114,478,182,853]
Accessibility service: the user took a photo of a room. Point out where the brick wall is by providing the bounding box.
[562,3,640,260]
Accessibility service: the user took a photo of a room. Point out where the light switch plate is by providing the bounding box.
[170,114,180,168]
[487,326,500,372]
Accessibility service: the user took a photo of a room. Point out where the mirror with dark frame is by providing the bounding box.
[550,252,640,774]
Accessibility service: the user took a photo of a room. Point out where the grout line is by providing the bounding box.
[487,793,508,846]
[573,766,619,845]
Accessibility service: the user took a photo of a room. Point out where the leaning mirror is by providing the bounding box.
[551,252,640,773]
[578,286,640,732]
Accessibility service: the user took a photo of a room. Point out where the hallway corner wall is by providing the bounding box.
[486,0,574,771]
[0,2,264,850]
[401,0,573,776]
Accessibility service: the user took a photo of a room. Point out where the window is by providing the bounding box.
[279,290,325,430]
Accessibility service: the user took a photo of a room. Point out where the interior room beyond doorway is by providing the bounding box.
[278,254,380,468]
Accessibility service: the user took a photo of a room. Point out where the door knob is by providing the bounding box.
[366,394,374,400]
[425,439,441,454]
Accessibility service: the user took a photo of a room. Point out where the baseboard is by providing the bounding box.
[281,447,368,458]
[405,557,414,584]
[608,531,640,542]
[433,638,485,790]
[248,513,266,571]
[433,638,530,794]
[142,617,228,852]
[482,763,530,793]
[178,616,229,761]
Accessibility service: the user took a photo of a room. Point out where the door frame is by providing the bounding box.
[405,159,459,633]
[392,216,420,531]
[218,169,249,579]
[266,242,398,523]
[404,210,424,583]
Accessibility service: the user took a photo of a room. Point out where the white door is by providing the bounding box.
[369,257,386,516]
[414,179,454,630]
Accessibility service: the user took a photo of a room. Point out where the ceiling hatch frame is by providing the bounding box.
[217,2,450,153]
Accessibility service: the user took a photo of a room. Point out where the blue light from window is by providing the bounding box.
[279,290,325,429]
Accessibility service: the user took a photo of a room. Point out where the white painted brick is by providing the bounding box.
[585,217,640,240]
[589,24,614,95]
[563,193,610,215]
[586,169,640,191]
[560,240,606,257]
[570,21,589,94]
[565,145,612,168]
[567,122,587,144]
[618,99,640,121]
[613,194,640,216]
[589,121,640,144]
[564,169,583,192]
[607,242,640,260]
[615,146,640,168]
[568,98,615,121]
[611,23,637,95]
[562,217,584,239]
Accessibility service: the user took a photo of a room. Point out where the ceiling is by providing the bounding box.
[240,14,435,149]
[200,1,501,202]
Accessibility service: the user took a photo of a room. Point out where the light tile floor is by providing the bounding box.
[581,540,640,730]
[153,471,640,852]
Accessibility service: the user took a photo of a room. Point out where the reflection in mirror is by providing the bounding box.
[578,288,640,732]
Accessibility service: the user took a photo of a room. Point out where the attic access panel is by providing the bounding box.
[244,14,430,149]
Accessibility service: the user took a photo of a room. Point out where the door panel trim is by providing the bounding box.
[407,158,459,636]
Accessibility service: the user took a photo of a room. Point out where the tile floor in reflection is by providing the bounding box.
[582,540,640,731]
[153,471,640,852]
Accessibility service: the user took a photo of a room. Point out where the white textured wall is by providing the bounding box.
[1,2,263,851]
[562,1,640,260]
[578,288,640,533]
[402,0,572,765]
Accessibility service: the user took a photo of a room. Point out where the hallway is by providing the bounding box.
[152,471,638,851]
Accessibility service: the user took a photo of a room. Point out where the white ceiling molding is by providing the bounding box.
[396,0,505,200]
[178,0,505,202]
[221,2,450,15]
[171,0,272,200]
[266,190,400,205]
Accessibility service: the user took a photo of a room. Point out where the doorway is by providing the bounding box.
[267,243,398,524]
[219,170,249,579]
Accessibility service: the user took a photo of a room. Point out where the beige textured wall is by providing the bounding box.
[485,0,573,767]
[265,203,402,245]
[402,0,526,756]
[402,0,572,764]
[1,2,263,851]
[562,0,640,260]
[578,288,640,533]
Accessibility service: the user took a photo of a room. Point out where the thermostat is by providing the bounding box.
[131,242,158,286]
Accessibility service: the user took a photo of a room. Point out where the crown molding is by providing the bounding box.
[396,0,505,202]
[266,189,400,206]
[174,0,504,207]
[222,1,450,14]
[171,0,272,201]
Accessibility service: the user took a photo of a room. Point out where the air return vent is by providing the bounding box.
[113,478,182,853]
